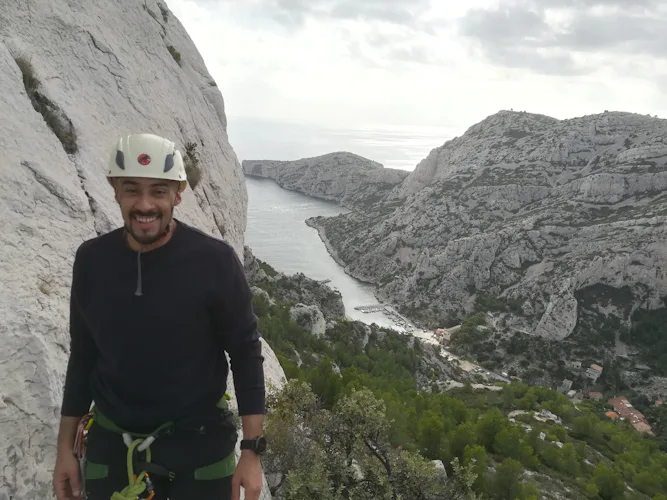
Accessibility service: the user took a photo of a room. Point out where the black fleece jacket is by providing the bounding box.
[60,220,265,432]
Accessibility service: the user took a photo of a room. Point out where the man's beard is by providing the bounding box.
[125,208,172,245]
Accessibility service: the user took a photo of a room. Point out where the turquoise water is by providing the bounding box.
[244,176,401,329]
[238,120,450,329]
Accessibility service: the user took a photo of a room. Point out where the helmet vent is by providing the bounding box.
[164,153,174,173]
[115,150,125,170]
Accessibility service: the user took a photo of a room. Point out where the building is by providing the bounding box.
[633,422,653,435]
[434,328,452,345]
[588,392,603,401]
[608,396,653,435]
[557,379,574,394]
[586,364,604,382]
[567,389,577,399]
[606,411,619,421]
[569,360,582,370]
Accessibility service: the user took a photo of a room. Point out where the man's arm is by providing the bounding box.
[213,245,266,421]
[212,246,266,500]
[58,246,97,453]
[241,414,264,440]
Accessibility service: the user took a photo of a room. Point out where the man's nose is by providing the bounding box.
[133,193,155,212]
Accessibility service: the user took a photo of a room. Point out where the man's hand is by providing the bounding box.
[53,450,82,500]
[231,450,263,500]
[54,416,82,500]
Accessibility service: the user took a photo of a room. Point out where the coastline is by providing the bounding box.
[304,217,351,271]
[245,173,427,333]
[305,217,431,335]
[304,216,386,302]
[243,172,356,210]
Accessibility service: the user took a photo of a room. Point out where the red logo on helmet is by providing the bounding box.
[138,154,151,165]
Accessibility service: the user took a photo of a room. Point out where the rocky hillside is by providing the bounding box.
[0,2,283,498]
[307,111,667,351]
[244,246,345,320]
[243,151,409,208]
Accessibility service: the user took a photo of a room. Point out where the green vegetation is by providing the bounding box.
[254,291,667,499]
[167,45,181,65]
[474,294,524,315]
[183,141,201,189]
[264,380,480,499]
[14,56,77,154]
[622,303,667,376]
[447,308,667,451]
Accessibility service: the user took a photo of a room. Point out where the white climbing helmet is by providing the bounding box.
[107,133,188,192]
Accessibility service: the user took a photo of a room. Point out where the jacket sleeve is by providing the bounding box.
[60,245,97,417]
[212,245,266,416]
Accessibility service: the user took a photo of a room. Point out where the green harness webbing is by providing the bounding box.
[87,394,235,500]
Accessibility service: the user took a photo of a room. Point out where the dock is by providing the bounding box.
[354,304,424,334]
[354,305,387,313]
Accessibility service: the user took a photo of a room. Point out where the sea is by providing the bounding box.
[237,119,452,330]
[228,117,455,171]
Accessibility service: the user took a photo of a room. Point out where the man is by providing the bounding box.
[52,133,267,500]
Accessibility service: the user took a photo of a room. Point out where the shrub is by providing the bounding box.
[167,45,181,66]
[15,56,77,153]
[183,141,201,189]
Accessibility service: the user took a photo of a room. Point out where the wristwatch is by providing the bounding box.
[240,435,267,455]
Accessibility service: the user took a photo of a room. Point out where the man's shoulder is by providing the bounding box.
[75,227,124,260]
[178,221,238,261]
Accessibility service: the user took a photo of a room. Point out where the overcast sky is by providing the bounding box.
[165,0,667,164]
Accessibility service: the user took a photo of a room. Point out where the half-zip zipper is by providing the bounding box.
[135,250,143,296]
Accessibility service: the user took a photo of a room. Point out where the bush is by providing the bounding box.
[183,141,201,189]
[167,45,181,65]
[15,56,77,153]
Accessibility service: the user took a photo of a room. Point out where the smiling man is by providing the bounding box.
[52,133,266,500]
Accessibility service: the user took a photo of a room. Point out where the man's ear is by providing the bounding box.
[174,183,183,206]
[112,180,121,203]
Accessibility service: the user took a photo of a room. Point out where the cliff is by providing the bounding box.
[244,246,346,320]
[307,111,667,349]
[0,1,283,498]
[243,151,409,208]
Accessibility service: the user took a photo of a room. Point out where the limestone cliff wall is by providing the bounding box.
[0,1,284,498]
[310,111,667,344]
[243,151,409,208]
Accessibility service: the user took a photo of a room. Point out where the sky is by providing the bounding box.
[165,0,667,168]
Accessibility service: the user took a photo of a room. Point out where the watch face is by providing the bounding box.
[256,436,267,454]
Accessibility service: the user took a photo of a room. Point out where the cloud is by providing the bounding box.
[187,0,442,67]
[196,0,432,27]
[458,0,667,75]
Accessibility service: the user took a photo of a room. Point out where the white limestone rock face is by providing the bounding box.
[243,152,409,208]
[309,110,667,342]
[0,1,284,498]
[290,304,327,337]
[432,460,448,482]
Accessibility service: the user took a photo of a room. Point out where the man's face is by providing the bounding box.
[113,177,182,245]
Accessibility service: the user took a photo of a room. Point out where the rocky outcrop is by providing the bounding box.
[307,111,667,345]
[0,2,283,498]
[244,246,346,319]
[243,152,409,208]
[290,304,326,337]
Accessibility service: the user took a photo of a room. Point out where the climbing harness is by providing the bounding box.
[73,393,236,500]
